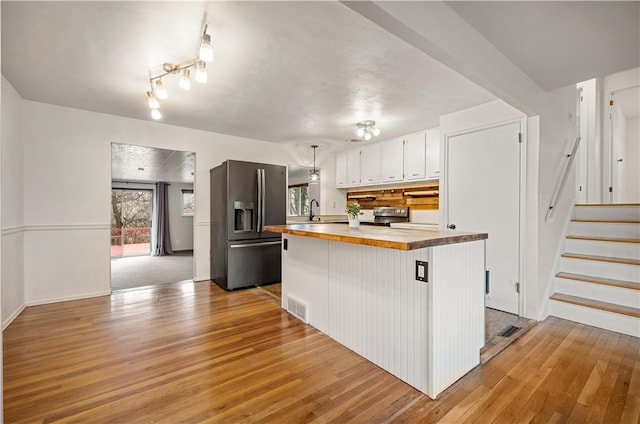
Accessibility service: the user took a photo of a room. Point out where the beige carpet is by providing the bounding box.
[110,251,194,290]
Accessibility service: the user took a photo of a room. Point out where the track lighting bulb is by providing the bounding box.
[372,127,380,136]
[151,108,161,120]
[155,79,168,99]
[199,33,214,62]
[195,61,207,83]
[357,127,365,137]
[147,91,159,109]
[364,131,372,141]
[179,69,191,90]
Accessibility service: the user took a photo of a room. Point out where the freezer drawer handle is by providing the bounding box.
[229,241,282,249]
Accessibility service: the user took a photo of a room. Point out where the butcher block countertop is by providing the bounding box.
[264,223,487,251]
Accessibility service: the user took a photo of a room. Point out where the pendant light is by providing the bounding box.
[309,145,320,185]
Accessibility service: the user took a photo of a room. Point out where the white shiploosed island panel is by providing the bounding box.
[280,233,486,399]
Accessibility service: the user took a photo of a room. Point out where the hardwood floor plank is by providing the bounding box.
[3,281,639,423]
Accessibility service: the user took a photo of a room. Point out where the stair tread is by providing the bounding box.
[561,252,640,266]
[556,272,640,290]
[571,219,640,224]
[566,235,640,243]
[550,293,640,318]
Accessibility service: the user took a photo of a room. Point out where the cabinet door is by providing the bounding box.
[335,151,348,188]
[346,149,361,186]
[425,127,440,180]
[404,131,426,181]
[380,138,404,182]
[360,144,381,185]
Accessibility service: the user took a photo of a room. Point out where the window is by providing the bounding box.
[288,184,309,216]
[182,189,194,216]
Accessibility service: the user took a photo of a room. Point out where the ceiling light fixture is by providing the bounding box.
[199,25,214,62]
[309,145,320,185]
[356,120,380,141]
[146,91,159,109]
[145,24,213,120]
[179,69,191,90]
[195,61,207,83]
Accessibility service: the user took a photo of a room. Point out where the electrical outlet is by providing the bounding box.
[415,260,428,282]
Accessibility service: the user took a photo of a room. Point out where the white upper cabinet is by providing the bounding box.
[346,149,361,186]
[404,131,427,181]
[335,151,348,188]
[380,137,404,183]
[425,127,440,180]
[334,127,439,188]
[360,143,381,185]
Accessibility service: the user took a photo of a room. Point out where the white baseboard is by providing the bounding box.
[2,303,26,331]
[25,290,112,307]
[194,276,211,282]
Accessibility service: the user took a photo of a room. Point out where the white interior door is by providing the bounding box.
[609,86,640,203]
[446,121,521,314]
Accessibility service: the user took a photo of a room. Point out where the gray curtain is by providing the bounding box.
[151,182,173,256]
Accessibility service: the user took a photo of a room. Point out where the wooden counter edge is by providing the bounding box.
[264,224,487,251]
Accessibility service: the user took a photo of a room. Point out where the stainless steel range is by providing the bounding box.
[372,206,410,226]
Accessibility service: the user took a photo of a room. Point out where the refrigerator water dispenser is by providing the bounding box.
[233,201,254,232]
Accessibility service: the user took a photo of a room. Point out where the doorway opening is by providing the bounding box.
[608,85,640,203]
[111,188,153,257]
[110,143,195,291]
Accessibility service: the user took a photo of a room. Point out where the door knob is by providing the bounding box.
[447,224,456,229]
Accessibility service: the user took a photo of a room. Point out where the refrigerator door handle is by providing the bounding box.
[256,169,262,232]
[229,241,281,248]
[260,169,266,232]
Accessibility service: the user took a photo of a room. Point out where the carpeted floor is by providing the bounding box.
[110,251,194,291]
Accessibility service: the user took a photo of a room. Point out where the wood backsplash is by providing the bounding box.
[346,181,439,210]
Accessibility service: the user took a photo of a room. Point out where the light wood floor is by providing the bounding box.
[4,281,639,423]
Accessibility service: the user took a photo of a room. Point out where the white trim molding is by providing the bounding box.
[23,224,110,232]
[1,225,26,236]
[25,290,112,307]
[2,304,26,331]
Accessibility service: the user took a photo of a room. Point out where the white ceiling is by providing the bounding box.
[2,1,638,182]
[1,1,496,147]
[445,1,639,91]
[111,144,195,184]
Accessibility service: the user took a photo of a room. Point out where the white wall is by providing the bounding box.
[168,182,194,251]
[21,100,299,305]
[624,117,640,201]
[534,85,579,320]
[1,77,25,327]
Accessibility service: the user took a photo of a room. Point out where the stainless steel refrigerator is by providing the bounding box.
[210,160,286,290]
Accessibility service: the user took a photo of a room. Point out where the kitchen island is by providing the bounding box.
[264,223,488,399]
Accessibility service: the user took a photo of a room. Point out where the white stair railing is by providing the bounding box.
[545,135,582,223]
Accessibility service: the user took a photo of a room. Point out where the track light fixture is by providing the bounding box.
[145,24,213,120]
[356,120,380,141]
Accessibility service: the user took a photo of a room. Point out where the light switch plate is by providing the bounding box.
[415,260,428,282]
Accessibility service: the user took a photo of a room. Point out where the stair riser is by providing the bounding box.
[574,205,640,221]
[565,239,640,260]
[555,278,640,308]
[549,300,640,337]
[560,257,640,282]
[570,221,640,238]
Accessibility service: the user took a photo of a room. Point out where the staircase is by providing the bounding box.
[549,204,640,337]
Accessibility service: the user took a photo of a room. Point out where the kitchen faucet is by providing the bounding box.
[309,199,319,221]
